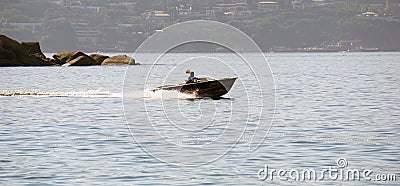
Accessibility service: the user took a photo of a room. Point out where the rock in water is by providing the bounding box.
[52,51,84,65]
[0,47,22,66]
[62,55,94,66]
[53,51,96,66]
[0,35,140,67]
[21,42,46,59]
[0,35,51,66]
[101,55,135,66]
[89,54,109,65]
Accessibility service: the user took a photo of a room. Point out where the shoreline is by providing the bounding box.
[0,35,137,67]
[41,49,399,54]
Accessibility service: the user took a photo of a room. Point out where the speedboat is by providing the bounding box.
[151,77,237,99]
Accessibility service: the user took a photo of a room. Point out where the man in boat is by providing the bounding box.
[186,71,199,84]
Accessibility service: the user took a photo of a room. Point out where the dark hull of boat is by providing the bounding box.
[153,77,237,98]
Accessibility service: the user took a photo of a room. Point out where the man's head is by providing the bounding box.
[190,71,195,77]
[186,69,191,74]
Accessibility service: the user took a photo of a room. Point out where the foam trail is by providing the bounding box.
[0,89,200,99]
[143,89,198,100]
[0,89,121,98]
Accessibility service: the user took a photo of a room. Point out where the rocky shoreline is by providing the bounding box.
[0,35,136,67]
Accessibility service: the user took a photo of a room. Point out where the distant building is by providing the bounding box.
[143,11,171,23]
[223,11,252,20]
[258,1,279,11]
[61,0,81,7]
[369,3,385,12]
[211,2,252,20]
[70,5,101,13]
[8,22,44,34]
[70,21,100,43]
[175,6,216,21]
[337,40,362,52]
[56,0,102,13]
[359,12,399,22]
[291,0,330,9]
[215,0,246,4]
[206,10,216,16]
[151,13,171,22]
[48,0,63,5]
[109,0,136,8]
[177,6,193,15]
[360,12,378,17]
[213,3,248,12]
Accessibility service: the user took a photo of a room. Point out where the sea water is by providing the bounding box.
[0,52,399,185]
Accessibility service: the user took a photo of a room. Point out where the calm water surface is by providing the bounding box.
[0,52,399,185]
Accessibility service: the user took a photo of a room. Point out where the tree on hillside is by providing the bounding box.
[40,18,78,51]
[246,0,258,10]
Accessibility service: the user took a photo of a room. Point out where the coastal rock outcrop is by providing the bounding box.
[21,42,46,59]
[0,47,21,66]
[101,55,135,66]
[0,35,52,66]
[53,51,96,66]
[89,54,109,65]
[0,35,138,67]
[62,55,94,66]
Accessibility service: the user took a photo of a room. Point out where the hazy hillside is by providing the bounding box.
[1,0,400,52]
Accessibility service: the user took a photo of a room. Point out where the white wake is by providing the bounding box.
[0,89,121,98]
[143,89,198,100]
[0,89,199,99]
